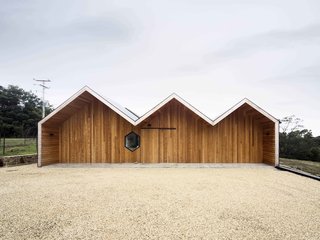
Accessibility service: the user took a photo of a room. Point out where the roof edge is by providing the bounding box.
[39,87,279,128]
[212,98,279,126]
[39,86,137,126]
[39,86,89,125]
[134,93,213,125]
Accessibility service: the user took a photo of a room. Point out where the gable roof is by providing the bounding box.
[212,98,279,125]
[39,86,279,126]
[135,93,213,125]
[39,86,138,125]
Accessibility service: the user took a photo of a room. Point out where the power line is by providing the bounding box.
[34,78,51,118]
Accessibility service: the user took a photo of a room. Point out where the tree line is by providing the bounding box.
[0,85,53,139]
[279,116,320,162]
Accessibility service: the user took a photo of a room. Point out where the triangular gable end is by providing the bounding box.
[134,93,213,126]
[38,86,138,126]
[212,98,279,126]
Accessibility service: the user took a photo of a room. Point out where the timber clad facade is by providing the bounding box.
[38,87,279,166]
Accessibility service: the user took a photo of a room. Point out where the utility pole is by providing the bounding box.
[34,79,51,118]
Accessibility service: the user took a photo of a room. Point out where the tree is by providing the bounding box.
[279,116,320,162]
[0,85,53,140]
[280,115,304,134]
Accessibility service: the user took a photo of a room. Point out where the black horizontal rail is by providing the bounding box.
[141,128,177,130]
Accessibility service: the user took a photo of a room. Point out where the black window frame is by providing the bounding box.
[124,131,140,152]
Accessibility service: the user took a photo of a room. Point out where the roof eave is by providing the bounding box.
[38,86,137,126]
[134,93,213,126]
[212,98,278,126]
[39,87,278,129]
[38,86,89,125]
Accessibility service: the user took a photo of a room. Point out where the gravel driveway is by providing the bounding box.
[0,164,319,240]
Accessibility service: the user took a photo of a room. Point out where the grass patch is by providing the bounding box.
[280,158,320,177]
[0,138,37,156]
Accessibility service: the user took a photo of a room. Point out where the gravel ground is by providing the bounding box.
[0,164,319,240]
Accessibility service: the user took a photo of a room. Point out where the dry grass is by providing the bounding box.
[0,164,319,240]
[0,138,36,156]
[280,158,320,177]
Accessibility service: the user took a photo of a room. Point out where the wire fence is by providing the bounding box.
[0,138,37,156]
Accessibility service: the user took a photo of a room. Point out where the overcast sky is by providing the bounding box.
[1,0,320,135]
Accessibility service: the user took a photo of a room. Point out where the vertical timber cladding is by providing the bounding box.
[91,99,140,163]
[59,103,92,163]
[41,125,59,165]
[139,99,273,164]
[59,99,140,164]
[58,97,276,165]
[140,129,178,163]
[262,121,275,165]
[140,99,178,163]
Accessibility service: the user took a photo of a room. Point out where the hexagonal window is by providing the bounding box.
[125,131,140,152]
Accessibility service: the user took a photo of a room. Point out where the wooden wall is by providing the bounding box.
[40,97,276,166]
[59,103,92,163]
[41,126,59,165]
[57,99,140,164]
[140,100,266,163]
[262,122,275,165]
[41,92,95,166]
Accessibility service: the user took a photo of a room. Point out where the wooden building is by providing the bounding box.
[38,86,279,166]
